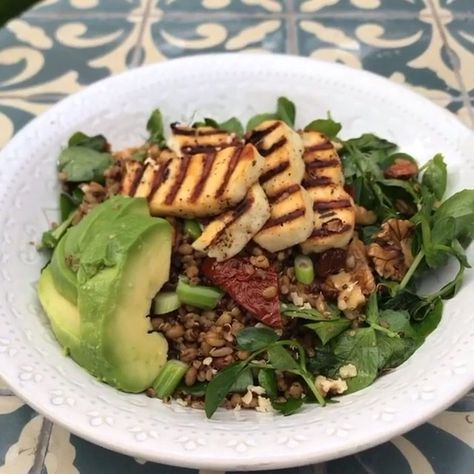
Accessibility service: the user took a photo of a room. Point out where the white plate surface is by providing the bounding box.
[0,54,473,471]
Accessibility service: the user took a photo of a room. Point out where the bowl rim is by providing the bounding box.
[1,53,473,470]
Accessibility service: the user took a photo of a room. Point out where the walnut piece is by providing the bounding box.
[367,218,415,281]
[325,271,365,311]
[354,204,377,225]
[346,236,376,295]
[315,375,348,397]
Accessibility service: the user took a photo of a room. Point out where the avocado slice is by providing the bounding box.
[37,266,80,353]
[50,196,149,304]
[77,214,172,392]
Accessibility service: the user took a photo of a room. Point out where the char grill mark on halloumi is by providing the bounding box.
[192,184,270,261]
[247,120,305,197]
[121,144,265,218]
[300,131,355,254]
[254,184,314,253]
[169,123,242,155]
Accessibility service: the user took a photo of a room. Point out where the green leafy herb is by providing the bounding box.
[194,117,244,135]
[276,97,296,126]
[146,108,166,147]
[177,382,208,397]
[272,398,304,416]
[205,361,248,418]
[131,149,147,163]
[68,132,108,151]
[281,302,339,321]
[246,97,296,130]
[332,328,379,393]
[236,327,279,352]
[258,369,278,399]
[229,367,254,393]
[40,212,75,250]
[267,345,300,371]
[306,320,351,345]
[422,154,447,201]
[304,114,342,139]
[58,147,113,183]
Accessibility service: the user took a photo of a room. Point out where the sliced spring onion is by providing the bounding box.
[153,292,180,315]
[183,219,202,241]
[294,255,315,285]
[176,278,223,310]
[152,360,188,399]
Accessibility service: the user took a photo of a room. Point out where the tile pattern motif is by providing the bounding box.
[0,0,473,472]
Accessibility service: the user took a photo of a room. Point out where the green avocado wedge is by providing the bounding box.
[76,214,172,393]
[37,266,80,353]
[50,196,149,304]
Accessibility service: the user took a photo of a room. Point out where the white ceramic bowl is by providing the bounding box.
[0,54,473,471]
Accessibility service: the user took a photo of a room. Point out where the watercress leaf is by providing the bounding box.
[378,179,420,202]
[272,398,304,416]
[431,262,465,300]
[434,190,474,243]
[304,116,342,139]
[366,292,378,324]
[258,369,278,399]
[306,320,351,345]
[276,97,296,126]
[412,297,443,340]
[381,152,418,168]
[267,345,300,371]
[219,117,244,135]
[236,327,279,352]
[202,117,220,128]
[451,239,471,268]
[68,131,108,151]
[177,382,208,397]
[343,133,397,153]
[281,303,340,321]
[332,328,378,393]
[60,193,76,222]
[246,112,277,131]
[229,367,254,393]
[205,361,247,418]
[146,108,166,146]
[376,333,419,370]
[58,147,113,183]
[378,309,417,339]
[422,153,447,201]
[307,350,341,376]
[71,186,84,205]
[40,213,75,250]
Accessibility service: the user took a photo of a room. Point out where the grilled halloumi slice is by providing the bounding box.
[247,120,305,197]
[193,184,270,261]
[121,144,265,218]
[300,131,355,253]
[169,123,241,155]
[254,184,314,253]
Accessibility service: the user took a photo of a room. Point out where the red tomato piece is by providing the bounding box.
[201,257,282,328]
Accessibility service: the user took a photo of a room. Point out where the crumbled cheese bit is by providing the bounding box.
[315,375,348,397]
[247,385,266,395]
[302,302,312,310]
[256,396,274,413]
[233,403,241,411]
[339,363,357,379]
[202,357,213,366]
[241,389,253,405]
[290,291,304,307]
[175,398,188,407]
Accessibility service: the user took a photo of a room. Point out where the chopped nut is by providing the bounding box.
[262,286,278,299]
[346,236,376,295]
[290,291,304,306]
[315,375,348,397]
[384,159,418,180]
[241,389,254,406]
[325,271,365,311]
[367,218,415,281]
[256,396,274,413]
[339,363,358,379]
[250,255,270,269]
[354,205,377,225]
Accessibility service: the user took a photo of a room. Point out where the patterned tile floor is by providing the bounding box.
[0,0,473,472]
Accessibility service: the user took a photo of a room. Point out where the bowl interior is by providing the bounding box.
[0,54,473,470]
